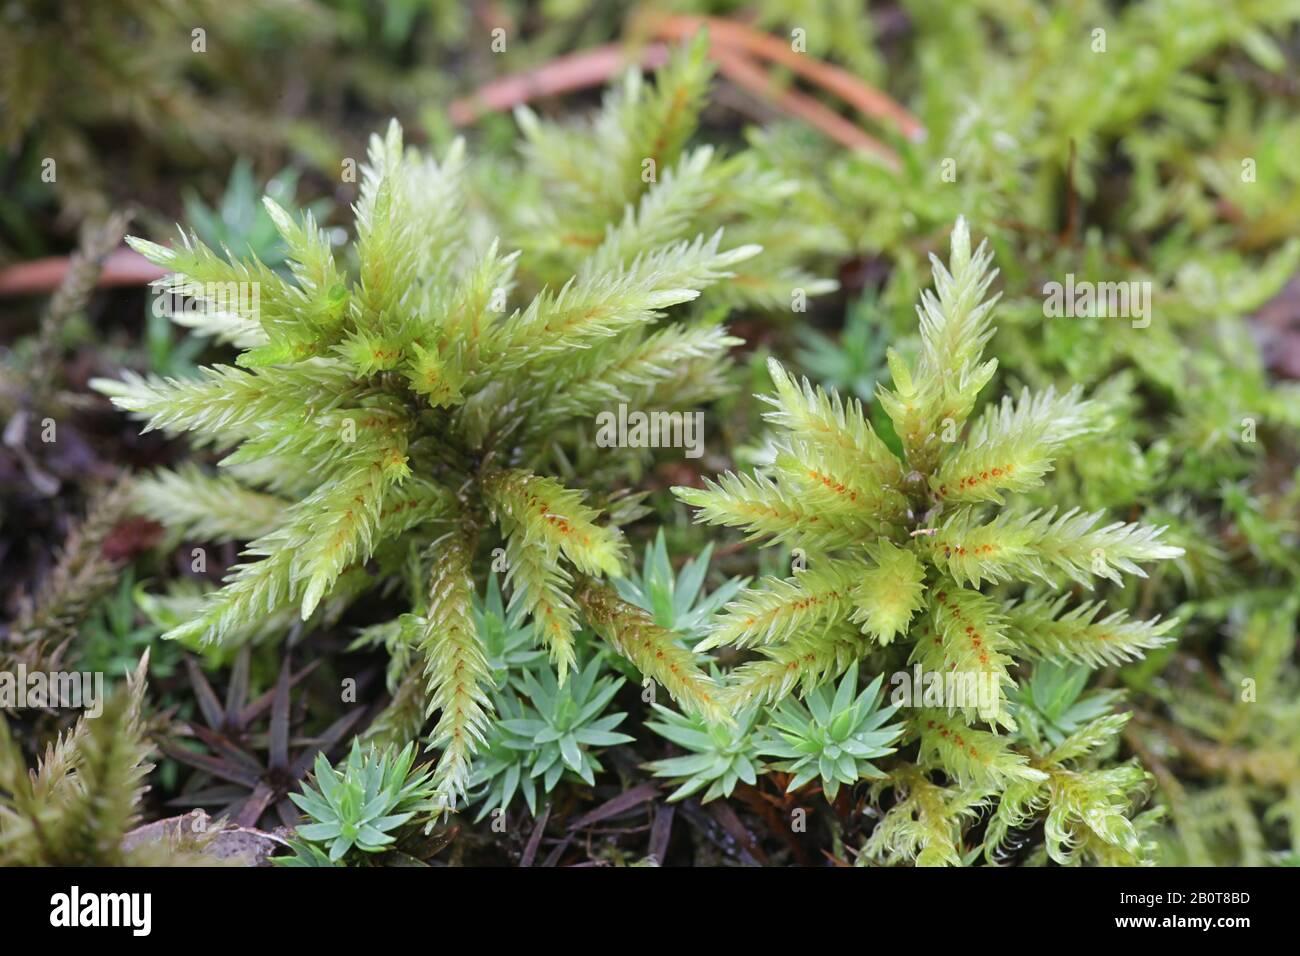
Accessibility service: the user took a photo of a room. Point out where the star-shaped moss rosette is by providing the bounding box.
[675,218,1183,864]
[92,112,763,801]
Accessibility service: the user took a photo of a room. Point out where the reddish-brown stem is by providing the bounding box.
[2,18,923,297]
[0,247,165,300]
[449,42,671,125]
[645,13,925,143]
[711,46,899,169]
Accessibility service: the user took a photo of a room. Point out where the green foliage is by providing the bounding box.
[13,2,1300,870]
[464,692,542,822]
[646,701,766,803]
[4,479,134,672]
[78,569,183,682]
[467,657,633,820]
[614,529,748,642]
[751,0,1300,263]
[860,766,986,867]
[760,666,903,800]
[1007,662,1122,751]
[93,62,795,799]
[676,219,1183,864]
[740,5,1300,616]
[0,1,349,233]
[720,0,885,81]
[1137,595,1300,865]
[480,32,839,310]
[0,655,216,866]
[184,160,332,273]
[986,673,1157,867]
[282,740,439,864]
[477,575,548,686]
[795,291,891,403]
